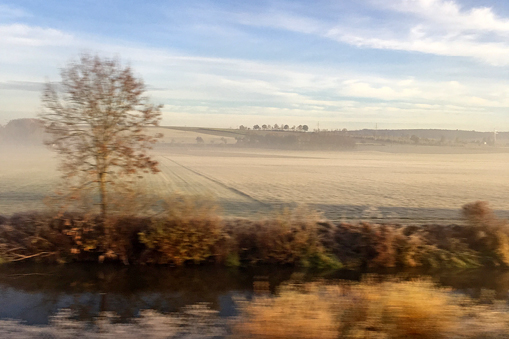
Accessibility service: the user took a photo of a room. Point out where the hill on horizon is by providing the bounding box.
[1,117,507,147]
[0,118,46,146]
[348,128,508,143]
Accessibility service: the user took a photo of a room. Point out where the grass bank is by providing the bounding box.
[1,199,508,269]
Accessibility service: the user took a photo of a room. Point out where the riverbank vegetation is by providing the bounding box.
[1,199,508,269]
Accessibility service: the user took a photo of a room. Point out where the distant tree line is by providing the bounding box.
[236,130,355,150]
[239,124,309,132]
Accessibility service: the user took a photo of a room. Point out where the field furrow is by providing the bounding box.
[2,143,509,223]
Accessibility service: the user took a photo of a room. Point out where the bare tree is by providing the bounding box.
[39,54,163,219]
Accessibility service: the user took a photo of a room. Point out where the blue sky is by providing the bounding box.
[1,0,509,130]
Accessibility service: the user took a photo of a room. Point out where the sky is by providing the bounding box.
[1,0,509,131]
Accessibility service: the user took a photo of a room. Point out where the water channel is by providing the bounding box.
[1,264,509,326]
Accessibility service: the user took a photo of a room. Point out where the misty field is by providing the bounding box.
[2,136,509,223]
[153,146,509,223]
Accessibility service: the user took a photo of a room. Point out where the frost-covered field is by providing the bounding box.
[155,146,509,223]
[2,142,509,223]
[0,147,60,213]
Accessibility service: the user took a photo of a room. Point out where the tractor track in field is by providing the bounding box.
[161,156,270,208]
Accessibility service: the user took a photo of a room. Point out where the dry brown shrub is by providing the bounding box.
[99,216,149,264]
[364,223,398,267]
[139,194,224,265]
[329,222,365,267]
[394,232,425,267]
[230,207,340,268]
[462,201,498,227]
[0,212,102,263]
[330,222,481,269]
[0,212,152,264]
[330,222,401,268]
[462,201,509,266]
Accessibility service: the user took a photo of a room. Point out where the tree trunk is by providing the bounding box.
[99,171,107,220]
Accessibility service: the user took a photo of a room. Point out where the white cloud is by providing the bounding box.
[0,24,73,46]
[341,81,422,100]
[328,0,509,65]
[328,29,509,65]
[381,0,509,33]
[226,0,509,65]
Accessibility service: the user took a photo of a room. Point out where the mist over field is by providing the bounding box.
[2,124,509,224]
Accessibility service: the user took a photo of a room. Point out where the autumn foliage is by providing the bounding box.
[39,54,163,219]
[0,200,508,269]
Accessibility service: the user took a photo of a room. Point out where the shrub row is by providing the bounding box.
[1,200,508,269]
[0,197,340,268]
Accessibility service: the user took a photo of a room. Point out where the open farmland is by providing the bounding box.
[0,147,60,213]
[154,146,509,223]
[1,127,509,223]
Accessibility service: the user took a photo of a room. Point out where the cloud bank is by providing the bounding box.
[1,0,508,130]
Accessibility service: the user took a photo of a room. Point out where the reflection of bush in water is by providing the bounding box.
[0,265,301,323]
[232,279,509,339]
[3,279,509,338]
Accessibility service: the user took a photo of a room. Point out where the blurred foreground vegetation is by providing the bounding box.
[2,199,509,337]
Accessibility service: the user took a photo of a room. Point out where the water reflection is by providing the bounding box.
[0,264,300,324]
[1,263,509,325]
